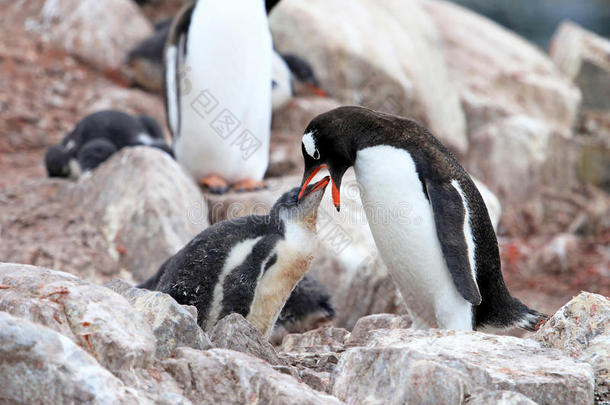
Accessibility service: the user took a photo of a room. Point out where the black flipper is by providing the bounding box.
[164,2,195,139]
[425,179,482,305]
[138,115,165,140]
[77,139,117,172]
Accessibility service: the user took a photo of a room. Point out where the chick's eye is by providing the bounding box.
[313,149,320,160]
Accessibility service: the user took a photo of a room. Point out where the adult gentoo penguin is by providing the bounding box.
[165,0,272,193]
[297,106,547,331]
[44,110,172,178]
[138,177,330,337]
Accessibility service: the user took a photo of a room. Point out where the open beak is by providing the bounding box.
[298,165,341,211]
[302,176,330,198]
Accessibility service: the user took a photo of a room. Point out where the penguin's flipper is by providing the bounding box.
[77,139,117,172]
[164,2,195,139]
[139,115,165,140]
[425,179,482,306]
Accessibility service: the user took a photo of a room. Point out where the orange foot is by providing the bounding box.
[199,174,229,194]
[232,178,265,193]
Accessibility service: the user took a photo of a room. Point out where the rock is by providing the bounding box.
[0,148,205,284]
[162,347,343,404]
[346,314,412,348]
[467,115,554,200]
[271,0,468,155]
[38,0,153,72]
[332,329,595,405]
[0,311,140,404]
[210,314,283,366]
[281,327,350,354]
[204,175,299,224]
[465,389,538,405]
[271,97,343,134]
[422,0,581,137]
[0,263,156,376]
[298,369,333,394]
[267,130,303,178]
[535,292,610,403]
[74,147,207,282]
[472,177,502,231]
[105,279,212,359]
[550,22,610,110]
[333,355,470,405]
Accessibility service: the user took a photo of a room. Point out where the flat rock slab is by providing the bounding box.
[332,329,595,405]
[162,348,344,405]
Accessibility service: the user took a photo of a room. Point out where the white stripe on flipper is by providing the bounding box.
[205,237,263,331]
[165,45,179,136]
[451,179,478,288]
[302,131,316,158]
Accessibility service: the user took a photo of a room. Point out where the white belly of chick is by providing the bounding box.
[247,222,315,337]
[354,145,472,330]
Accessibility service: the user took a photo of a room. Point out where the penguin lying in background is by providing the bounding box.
[138,177,330,337]
[45,110,172,178]
[269,275,335,345]
[298,106,547,332]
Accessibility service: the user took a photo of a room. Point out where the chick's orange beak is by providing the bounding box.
[298,165,341,211]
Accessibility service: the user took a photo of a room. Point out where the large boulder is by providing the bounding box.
[421,0,582,203]
[270,0,468,155]
[0,311,141,405]
[37,0,153,72]
[0,147,205,284]
[75,147,207,282]
[331,328,595,405]
[161,348,343,405]
[421,0,580,137]
[550,22,610,110]
[535,292,610,403]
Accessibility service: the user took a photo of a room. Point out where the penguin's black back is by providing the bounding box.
[153,215,284,327]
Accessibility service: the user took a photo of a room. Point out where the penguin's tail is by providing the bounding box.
[477,298,549,332]
[511,300,549,332]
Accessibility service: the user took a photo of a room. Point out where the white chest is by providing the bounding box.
[353,145,469,328]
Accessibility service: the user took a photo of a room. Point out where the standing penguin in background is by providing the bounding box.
[297,106,547,331]
[165,0,272,193]
[139,177,330,337]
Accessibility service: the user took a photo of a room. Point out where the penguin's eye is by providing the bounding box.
[313,148,320,160]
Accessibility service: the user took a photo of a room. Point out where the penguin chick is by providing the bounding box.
[44,110,172,178]
[140,177,331,337]
[270,275,335,345]
[298,106,547,332]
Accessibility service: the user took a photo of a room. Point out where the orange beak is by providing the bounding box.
[305,83,327,98]
[298,165,341,211]
[303,176,330,198]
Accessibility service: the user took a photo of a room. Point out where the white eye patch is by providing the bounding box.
[302,131,320,160]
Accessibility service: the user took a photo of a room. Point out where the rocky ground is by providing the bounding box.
[0,0,609,404]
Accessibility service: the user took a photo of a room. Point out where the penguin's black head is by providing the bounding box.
[272,177,330,225]
[44,145,71,178]
[281,53,326,97]
[298,106,366,212]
